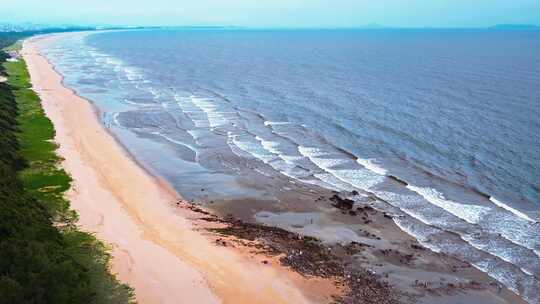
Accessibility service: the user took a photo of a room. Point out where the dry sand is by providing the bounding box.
[22,34,335,304]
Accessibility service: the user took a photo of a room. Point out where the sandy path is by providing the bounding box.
[22,34,324,304]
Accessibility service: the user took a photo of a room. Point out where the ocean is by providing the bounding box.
[42,28,540,302]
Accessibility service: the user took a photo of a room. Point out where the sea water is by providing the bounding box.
[42,28,540,302]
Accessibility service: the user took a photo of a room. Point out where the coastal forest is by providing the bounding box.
[0,32,134,304]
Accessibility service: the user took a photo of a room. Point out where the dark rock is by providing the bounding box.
[209,217,400,304]
[330,194,355,210]
[411,244,425,250]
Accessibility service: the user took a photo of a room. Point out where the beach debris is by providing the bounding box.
[329,194,355,210]
[410,244,425,251]
[209,218,400,304]
[358,229,380,240]
[215,238,228,246]
[413,279,487,296]
[379,249,415,265]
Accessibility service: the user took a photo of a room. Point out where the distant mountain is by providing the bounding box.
[491,24,539,29]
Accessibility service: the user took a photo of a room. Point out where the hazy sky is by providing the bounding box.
[2,0,540,28]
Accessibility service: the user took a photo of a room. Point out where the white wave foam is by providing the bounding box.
[105,57,123,67]
[461,233,539,278]
[191,96,230,127]
[264,121,293,126]
[356,158,388,175]
[490,197,537,223]
[407,185,491,224]
[231,135,362,190]
[392,217,535,299]
[228,133,277,164]
[112,113,120,126]
[382,189,540,284]
[298,146,347,167]
[255,136,281,154]
[392,217,442,253]
[176,95,239,129]
[312,173,355,192]
[124,67,144,81]
[150,132,198,154]
[255,136,305,164]
[298,146,384,190]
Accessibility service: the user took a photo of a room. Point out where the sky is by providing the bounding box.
[2,0,540,28]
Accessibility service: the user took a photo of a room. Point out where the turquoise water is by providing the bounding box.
[43,29,540,302]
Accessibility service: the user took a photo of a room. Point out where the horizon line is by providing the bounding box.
[2,22,539,31]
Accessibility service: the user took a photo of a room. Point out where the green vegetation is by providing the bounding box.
[8,58,74,223]
[0,35,134,304]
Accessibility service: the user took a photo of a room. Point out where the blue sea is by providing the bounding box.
[42,28,540,302]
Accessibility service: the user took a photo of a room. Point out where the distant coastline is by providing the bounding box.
[2,22,540,34]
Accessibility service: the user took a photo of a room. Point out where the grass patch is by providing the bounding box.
[0,39,134,304]
[6,59,74,221]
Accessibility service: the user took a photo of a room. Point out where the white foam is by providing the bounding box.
[461,233,539,278]
[393,217,531,299]
[124,66,144,81]
[298,146,348,168]
[312,173,355,192]
[105,57,123,67]
[264,121,293,126]
[122,98,151,107]
[256,137,306,167]
[298,146,384,190]
[407,185,491,224]
[468,261,520,295]
[112,113,120,126]
[392,217,442,253]
[356,158,388,175]
[176,96,211,128]
[490,197,537,223]
[300,178,343,192]
[256,136,280,153]
[191,96,228,127]
[177,95,239,129]
[150,132,198,154]
[382,189,540,285]
[229,133,277,164]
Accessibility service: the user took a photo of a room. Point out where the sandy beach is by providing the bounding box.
[22,34,336,304]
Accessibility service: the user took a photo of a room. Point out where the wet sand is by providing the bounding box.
[22,34,336,304]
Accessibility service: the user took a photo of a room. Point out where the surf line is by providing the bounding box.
[489,196,537,223]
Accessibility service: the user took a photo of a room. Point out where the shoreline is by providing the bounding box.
[22,31,531,304]
[23,34,336,304]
